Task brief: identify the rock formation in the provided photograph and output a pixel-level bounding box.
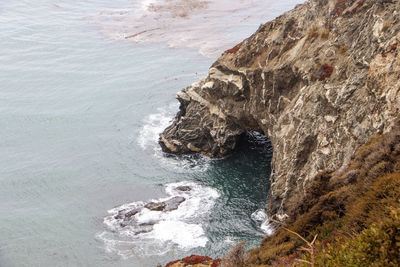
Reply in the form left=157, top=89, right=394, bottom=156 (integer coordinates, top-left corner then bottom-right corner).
left=164, top=255, right=221, bottom=267
left=160, top=0, right=400, bottom=219
left=114, top=195, right=186, bottom=230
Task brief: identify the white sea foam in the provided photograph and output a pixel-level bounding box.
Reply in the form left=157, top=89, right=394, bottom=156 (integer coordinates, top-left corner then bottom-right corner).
left=137, top=104, right=212, bottom=173
left=152, top=220, right=208, bottom=248
left=97, top=181, right=220, bottom=258
left=223, top=236, right=236, bottom=244
left=251, top=209, right=274, bottom=236
left=140, top=0, right=157, bottom=12
left=137, top=105, right=174, bottom=151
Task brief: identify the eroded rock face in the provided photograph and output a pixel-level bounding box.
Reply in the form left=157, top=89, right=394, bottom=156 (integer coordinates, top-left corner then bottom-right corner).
left=160, top=0, right=400, bottom=219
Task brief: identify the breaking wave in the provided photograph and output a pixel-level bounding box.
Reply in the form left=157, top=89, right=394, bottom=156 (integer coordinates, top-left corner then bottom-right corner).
left=251, top=209, right=274, bottom=236
left=97, top=181, right=220, bottom=259
left=137, top=104, right=212, bottom=173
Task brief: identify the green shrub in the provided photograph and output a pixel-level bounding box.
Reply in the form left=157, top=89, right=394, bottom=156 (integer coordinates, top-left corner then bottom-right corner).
left=309, top=206, right=400, bottom=267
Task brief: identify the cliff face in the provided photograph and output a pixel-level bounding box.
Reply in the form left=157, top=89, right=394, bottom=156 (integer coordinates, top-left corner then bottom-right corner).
left=160, top=0, right=400, bottom=219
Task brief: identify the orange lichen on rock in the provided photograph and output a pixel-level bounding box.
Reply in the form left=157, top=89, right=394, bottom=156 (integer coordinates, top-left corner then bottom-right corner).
left=311, top=64, right=334, bottom=81
left=182, top=255, right=212, bottom=264
left=210, top=259, right=221, bottom=267
left=331, top=0, right=365, bottom=17
left=382, top=43, right=398, bottom=58
left=165, top=260, right=180, bottom=267
left=164, top=255, right=221, bottom=267
left=331, top=0, right=348, bottom=17
left=225, top=42, right=242, bottom=54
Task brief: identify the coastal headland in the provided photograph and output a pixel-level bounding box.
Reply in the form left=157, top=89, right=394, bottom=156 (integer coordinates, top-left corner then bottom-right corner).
left=160, top=0, right=400, bottom=265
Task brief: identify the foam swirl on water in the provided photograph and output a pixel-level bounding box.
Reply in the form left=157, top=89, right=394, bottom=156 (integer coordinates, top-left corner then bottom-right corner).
left=137, top=105, right=175, bottom=151
left=93, top=0, right=285, bottom=57
left=251, top=209, right=274, bottom=236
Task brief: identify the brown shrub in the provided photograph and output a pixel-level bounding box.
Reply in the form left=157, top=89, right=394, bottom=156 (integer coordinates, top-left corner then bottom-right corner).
left=339, top=45, right=347, bottom=55
left=342, top=169, right=359, bottom=185
left=295, top=170, right=333, bottom=216
left=221, top=241, right=247, bottom=267
left=307, top=25, right=320, bottom=39
left=344, top=173, right=400, bottom=231
left=320, top=28, right=330, bottom=39
left=382, top=21, right=390, bottom=32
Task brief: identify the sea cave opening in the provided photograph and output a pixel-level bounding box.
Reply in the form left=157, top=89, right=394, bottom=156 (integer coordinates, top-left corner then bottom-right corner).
left=196, top=130, right=273, bottom=257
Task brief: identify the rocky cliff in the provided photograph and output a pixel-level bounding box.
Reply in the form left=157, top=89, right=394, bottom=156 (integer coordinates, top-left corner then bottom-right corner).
left=160, top=0, right=400, bottom=219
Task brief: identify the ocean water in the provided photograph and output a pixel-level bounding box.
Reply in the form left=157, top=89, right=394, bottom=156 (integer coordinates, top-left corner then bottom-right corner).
left=0, top=0, right=303, bottom=266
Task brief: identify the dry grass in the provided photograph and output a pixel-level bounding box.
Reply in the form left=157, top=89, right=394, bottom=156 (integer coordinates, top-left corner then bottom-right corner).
left=382, top=21, right=390, bottom=32
left=320, top=28, right=330, bottom=39
left=307, top=25, right=330, bottom=40
left=272, top=219, right=318, bottom=267
left=307, top=25, right=320, bottom=40
left=221, top=241, right=247, bottom=267
left=339, top=45, right=347, bottom=55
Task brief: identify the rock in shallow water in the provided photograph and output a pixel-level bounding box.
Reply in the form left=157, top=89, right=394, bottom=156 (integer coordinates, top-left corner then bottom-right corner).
left=176, top=185, right=192, bottom=192
left=116, top=196, right=187, bottom=229
left=134, top=223, right=154, bottom=235
left=114, top=210, right=125, bottom=220
left=164, top=196, right=186, bottom=211
left=144, top=196, right=186, bottom=212
left=115, top=207, right=141, bottom=222
left=145, top=202, right=167, bottom=211
left=124, top=207, right=141, bottom=218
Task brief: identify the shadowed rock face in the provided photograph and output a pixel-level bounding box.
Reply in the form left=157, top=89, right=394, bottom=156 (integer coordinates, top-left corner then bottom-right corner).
left=160, top=0, right=400, bottom=219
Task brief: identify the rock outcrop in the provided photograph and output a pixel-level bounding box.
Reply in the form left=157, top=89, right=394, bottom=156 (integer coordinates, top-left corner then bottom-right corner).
left=164, top=255, right=221, bottom=267
left=160, top=0, right=400, bottom=219
left=114, top=195, right=186, bottom=230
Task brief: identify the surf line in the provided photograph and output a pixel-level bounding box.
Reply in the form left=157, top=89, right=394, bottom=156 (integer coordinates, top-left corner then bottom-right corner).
left=125, top=28, right=161, bottom=39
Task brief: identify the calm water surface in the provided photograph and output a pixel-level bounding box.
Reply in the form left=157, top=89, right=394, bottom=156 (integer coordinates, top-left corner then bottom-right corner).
left=0, top=0, right=303, bottom=266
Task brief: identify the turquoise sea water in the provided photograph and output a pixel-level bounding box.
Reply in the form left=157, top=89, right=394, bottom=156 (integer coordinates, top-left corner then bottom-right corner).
left=0, top=1, right=303, bottom=266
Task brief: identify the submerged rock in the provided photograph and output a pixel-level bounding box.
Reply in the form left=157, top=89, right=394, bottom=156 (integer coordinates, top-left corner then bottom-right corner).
left=119, top=221, right=128, bottom=228
left=116, top=196, right=186, bottom=230
left=114, top=210, right=125, bottom=220
left=124, top=207, right=141, bottom=218
left=176, top=185, right=192, bottom=192
left=115, top=207, right=141, bottom=225
left=160, top=0, right=400, bottom=219
left=134, top=223, right=154, bottom=235
left=164, top=196, right=186, bottom=211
